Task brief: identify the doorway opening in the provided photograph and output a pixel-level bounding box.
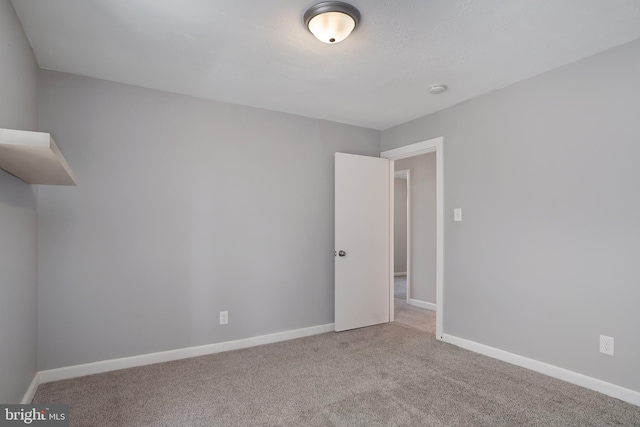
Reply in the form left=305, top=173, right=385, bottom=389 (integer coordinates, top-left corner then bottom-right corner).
left=393, top=169, right=409, bottom=304
left=381, top=137, right=444, bottom=340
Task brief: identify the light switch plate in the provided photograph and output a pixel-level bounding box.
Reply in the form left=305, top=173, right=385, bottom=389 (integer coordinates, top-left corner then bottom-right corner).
left=454, top=208, right=462, bottom=222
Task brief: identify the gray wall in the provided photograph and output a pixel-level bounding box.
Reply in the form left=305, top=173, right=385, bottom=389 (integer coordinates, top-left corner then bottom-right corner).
left=382, top=39, right=640, bottom=392
left=393, top=179, right=407, bottom=274
left=395, top=154, right=437, bottom=303
left=37, top=70, right=380, bottom=370
left=0, top=0, right=39, bottom=403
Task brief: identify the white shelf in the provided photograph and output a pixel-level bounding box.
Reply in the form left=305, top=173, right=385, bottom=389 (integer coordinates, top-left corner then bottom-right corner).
left=0, top=128, right=77, bottom=185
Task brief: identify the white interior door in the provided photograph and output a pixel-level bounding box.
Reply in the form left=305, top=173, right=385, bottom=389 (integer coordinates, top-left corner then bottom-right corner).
left=335, top=153, right=390, bottom=332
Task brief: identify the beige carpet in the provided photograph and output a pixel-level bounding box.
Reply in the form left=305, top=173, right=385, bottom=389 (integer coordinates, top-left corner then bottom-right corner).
left=33, top=323, right=640, bottom=426
left=394, top=298, right=436, bottom=334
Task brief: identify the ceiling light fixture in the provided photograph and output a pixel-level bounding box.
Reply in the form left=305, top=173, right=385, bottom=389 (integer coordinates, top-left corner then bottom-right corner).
left=304, top=2, right=361, bottom=44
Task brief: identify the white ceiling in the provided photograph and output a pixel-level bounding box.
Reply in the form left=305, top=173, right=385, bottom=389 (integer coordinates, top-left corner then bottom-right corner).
left=11, top=0, right=640, bottom=130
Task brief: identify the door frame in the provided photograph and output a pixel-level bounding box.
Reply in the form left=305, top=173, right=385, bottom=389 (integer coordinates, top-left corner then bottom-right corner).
left=393, top=169, right=411, bottom=304
left=381, top=136, right=444, bottom=340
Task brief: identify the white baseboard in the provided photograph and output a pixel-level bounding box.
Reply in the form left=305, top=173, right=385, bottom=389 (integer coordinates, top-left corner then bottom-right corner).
left=38, top=323, right=335, bottom=384
left=408, top=299, right=436, bottom=311
left=21, top=373, right=39, bottom=404
left=394, top=272, right=407, bottom=277
left=441, top=333, right=640, bottom=407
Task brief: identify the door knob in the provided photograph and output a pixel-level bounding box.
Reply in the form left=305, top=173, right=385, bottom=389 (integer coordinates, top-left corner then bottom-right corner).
left=338, top=250, right=346, bottom=257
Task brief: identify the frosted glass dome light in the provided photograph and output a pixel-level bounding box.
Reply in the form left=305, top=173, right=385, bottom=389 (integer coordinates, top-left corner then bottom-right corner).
left=304, top=2, right=361, bottom=44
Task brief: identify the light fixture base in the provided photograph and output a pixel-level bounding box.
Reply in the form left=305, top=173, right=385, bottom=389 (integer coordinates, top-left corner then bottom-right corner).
left=304, top=2, right=361, bottom=28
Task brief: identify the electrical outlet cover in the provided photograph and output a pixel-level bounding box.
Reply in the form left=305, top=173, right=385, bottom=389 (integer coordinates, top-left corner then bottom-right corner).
left=220, top=311, right=229, bottom=325
left=600, top=335, right=614, bottom=356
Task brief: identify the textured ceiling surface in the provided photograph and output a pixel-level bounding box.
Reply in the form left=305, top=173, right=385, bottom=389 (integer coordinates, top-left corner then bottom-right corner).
left=11, top=0, right=640, bottom=129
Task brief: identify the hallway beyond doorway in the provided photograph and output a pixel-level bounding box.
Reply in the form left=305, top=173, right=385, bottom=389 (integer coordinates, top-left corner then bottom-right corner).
left=394, top=276, right=435, bottom=334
